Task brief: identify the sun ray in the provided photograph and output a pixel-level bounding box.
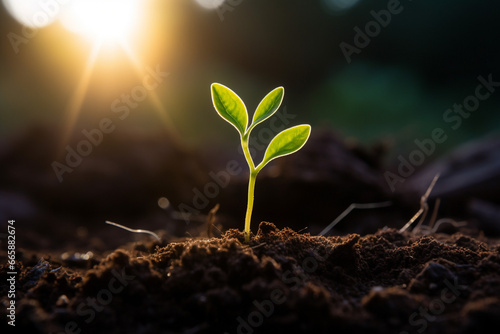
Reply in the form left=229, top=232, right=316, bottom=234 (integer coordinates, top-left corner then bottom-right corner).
left=57, top=41, right=102, bottom=160
left=119, top=39, right=181, bottom=143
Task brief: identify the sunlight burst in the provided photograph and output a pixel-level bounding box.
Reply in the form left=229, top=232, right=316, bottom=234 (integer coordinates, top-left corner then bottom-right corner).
left=58, top=41, right=102, bottom=159
left=59, top=0, right=143, bottom=44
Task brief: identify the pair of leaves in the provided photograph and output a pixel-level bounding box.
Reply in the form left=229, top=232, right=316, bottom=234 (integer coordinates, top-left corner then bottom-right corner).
left=211, top=83, right=284, bottom=136
left=211, top=83, right=311, bottom=170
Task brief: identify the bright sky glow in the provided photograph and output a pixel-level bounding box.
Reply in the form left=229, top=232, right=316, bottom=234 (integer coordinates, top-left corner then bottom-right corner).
left=2, top=0, right=181, bottom=151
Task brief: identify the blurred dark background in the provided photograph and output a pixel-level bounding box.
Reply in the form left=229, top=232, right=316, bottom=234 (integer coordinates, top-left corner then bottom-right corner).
left=2, top=0, right=500, bottom=147
left=1, top=0, right=500, bottom=248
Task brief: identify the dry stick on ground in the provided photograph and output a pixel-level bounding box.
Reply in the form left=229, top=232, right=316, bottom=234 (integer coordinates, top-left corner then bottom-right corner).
left=415, top=198, right=467, bottom=234
left=399, top=174, right=440, bottom=233
left=319, top=201, right=392, bottom=236
left=105, top=221, right=161, bottom=242
left=206, top=203, right=220, bottom=238
left=412, top=198, right=439, bottom=232
left=429, top=218, right=467, bottom=233
left=426, top=198, right=441, bottom=231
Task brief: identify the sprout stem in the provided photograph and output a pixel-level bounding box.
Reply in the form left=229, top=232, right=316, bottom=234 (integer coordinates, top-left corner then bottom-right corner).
left=241, top=134, right=257, bottom=242
left=211, top=84, right=310, bottom=242
left=244, top=171, right=257, bottom=242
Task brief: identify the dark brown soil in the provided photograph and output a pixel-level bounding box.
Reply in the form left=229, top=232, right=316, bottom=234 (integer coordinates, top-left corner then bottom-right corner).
left=2, top=222, right=499, bottom=334
left=1, top=127, right=500, bottom=333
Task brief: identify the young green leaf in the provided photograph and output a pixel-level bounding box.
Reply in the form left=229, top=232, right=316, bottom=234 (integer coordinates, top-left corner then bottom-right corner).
left=211, top=83, right=248, bottom=135
left=210, top=82, right=312, bottom=242
left=257, top=124, right=311, bottom=171
left=248, top=86, right=284, bottom=133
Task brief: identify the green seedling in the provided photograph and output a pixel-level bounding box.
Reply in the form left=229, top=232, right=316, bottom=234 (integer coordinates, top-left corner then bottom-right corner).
left=211, top=83, right=311, bottom=242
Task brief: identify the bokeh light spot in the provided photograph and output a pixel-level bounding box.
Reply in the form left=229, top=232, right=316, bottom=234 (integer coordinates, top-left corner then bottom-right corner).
left=195, top=0, right=226, bottom=10
left=2, top=0, right=60, bottom=28
left=322, top=0, right=361, bottom=13
left=158, top=197, right=171, bottom=209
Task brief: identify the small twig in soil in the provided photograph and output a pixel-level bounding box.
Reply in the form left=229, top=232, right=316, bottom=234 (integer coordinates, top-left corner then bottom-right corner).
left=428, top=218, right=467, bottom=234
left=319, top=201, right=392, bottom=236
left=297, top=227, right=309, bottom=234
left=206, top=203, right=220, bottom=238
left=427, top=198, right=441, bottom=231
left=399, top=174, right=440, bottom=233
left=105, top=221, right=161, bottom=242
left=413, top=203, right=429, bottom=232
left=211, top=223, right=224, bottom=237
left=249, top=242, right=267, bottom=250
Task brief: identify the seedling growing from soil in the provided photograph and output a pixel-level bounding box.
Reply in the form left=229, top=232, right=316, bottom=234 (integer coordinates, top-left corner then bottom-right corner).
left=211, top=83, right=311, bottom=241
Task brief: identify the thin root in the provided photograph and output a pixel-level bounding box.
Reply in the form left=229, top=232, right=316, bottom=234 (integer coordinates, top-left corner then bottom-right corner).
left=428, top=218, right=467, bottom=234
left=319, top=201, right=392, bottom=236
left=413, top=203, right=429, bottom=232
left=105, top=221, right=161, bottom=242
left=399, top=174, right=440, bottom=233
left=206, top=203, right=220, bottom=238
left=428, top=198, right=441, bottom=231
